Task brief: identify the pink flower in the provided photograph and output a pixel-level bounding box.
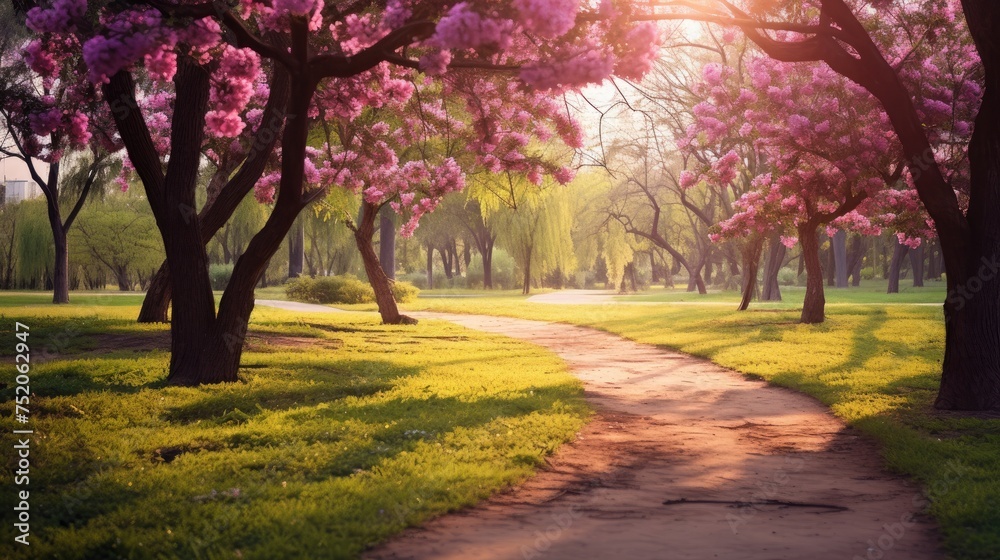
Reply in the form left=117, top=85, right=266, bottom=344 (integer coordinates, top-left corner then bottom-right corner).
left=513, top=0, right=579, bottom=39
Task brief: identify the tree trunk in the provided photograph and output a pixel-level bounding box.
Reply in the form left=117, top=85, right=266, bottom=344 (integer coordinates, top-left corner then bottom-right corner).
left=887, top=239, right=908, bottom=294
left=51, top=225, right=69, bottom=304
left=926, top=240, right=939, bottom=280
left=833, top=230, right=849, bottom=288
left=739, top=236, right=765, bottom=311
left=761, top=235, right=785, bottom=302
left=288, top=216, right=304, bottom=279
left=933, top=1, right=1000, bottom=409
left=379, top=206, right=395, bottom=280
left=115, top=268, right=132, bottom=291
left=825, top=233, right=836, bottom=287
left=426, top=244, right=434, bottom=289
left=133, top=60, right=289, bottom=325
left=909, top=243, right=925, bottom=287
left=355, top=202, right=415, bottom=325
left=798, top=223, right=825, bottom=324
left=440, top=245, right=453, bottom=280
left=685, top=255, right=708, bottom=294
left=847, top=235, right=865, bottom=287
left=139, top=263, right=172, bottom=322
left=482, top=238, right=494, bottom=289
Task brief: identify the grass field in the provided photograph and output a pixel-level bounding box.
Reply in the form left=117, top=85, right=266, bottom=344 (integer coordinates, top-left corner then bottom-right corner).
left=398, top=288, right=1000, bottom=560
left=0, top=297, right=587, bottom=559
left=616, top=278, right=947, bottom=306
left=3, top=284, right=998, bottom=558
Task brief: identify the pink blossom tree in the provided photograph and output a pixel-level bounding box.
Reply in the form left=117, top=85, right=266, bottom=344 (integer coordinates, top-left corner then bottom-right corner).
left=0, top=9, right=122, bottom=303
left=25, top=0, right=659, bottom=385
left=648, top=0, right=997, bottom=409
left=680, top=9, right=975, bottom=323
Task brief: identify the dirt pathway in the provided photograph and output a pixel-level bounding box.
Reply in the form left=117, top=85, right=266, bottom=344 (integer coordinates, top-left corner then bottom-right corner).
left=362, top=312, right=941, bottom=560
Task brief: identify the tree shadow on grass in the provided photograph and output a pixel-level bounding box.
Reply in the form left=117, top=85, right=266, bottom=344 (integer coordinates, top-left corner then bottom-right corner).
left=162, top=359, right=421, bottom=425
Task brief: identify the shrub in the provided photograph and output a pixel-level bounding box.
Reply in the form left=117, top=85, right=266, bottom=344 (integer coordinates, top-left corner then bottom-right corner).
left=209, top=264, right=235, bottom=290
left=399, top=272, right=428, bottom=290
left=391, top=280, right=420, bottom=303
left=285, top=275, right=375, bottom=304
left=860, top=266, right=876, bottom=280
left=777, top=267, right=798, bottom=286
left=285, top=276, right=317, bottom=302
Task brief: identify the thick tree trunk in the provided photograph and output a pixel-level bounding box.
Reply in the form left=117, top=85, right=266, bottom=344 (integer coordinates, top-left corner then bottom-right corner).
left=833, top=230, right=849, bottom=288
left=887, top=239, right=908, bottom=294
left=934, top=1, right=1000, bottom=409
left=761, top=235, right=785, bottom=302
left=379, top=206, right=395, bottom=280
left=738, top=236, right=765, bottom=311
left=909, top=244, right=925, bottom=287
left=355, top=202, right=415, bottom=325
left=134, top=61, right=289, bottom=324
left=157, top=60, right=222, bottom=385
left=52, top=225, right=69, bottom=304
left=288, top=216, right=304, bottom=279
left=798, top=223, right=825, bottom=324
left=847, top=235, right=865, bottom=287
left=138, top=263, right=172, bottom=322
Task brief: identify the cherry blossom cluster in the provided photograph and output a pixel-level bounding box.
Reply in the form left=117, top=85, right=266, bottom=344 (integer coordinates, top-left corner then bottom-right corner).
left=679, top=6, right=978, bottom=248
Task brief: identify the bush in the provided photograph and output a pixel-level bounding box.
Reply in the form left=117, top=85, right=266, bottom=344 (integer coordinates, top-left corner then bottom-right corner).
left=391, top=280, right=420, bottom=303
left=399, top=272, right=428, bottom=290
left=285, top=276, right=317, bottom=302
left=210, top=264, right=234, bottom=290
left=860, top=266, right=876, bottom=280
left=777, top=267, right=798, bottom=286
left=285, top=275, right=375, bottom=304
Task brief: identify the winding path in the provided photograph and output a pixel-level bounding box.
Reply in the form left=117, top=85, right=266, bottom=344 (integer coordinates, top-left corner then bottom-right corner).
left=254, top=301, right=941, bottom=559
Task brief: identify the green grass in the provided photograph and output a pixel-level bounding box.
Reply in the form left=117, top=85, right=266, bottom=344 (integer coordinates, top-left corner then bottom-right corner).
left=616, top=278, right=947, bottom=305
left=0, top=302, right=587, bottom=559
left=401, top=292, right=1000, bottom=560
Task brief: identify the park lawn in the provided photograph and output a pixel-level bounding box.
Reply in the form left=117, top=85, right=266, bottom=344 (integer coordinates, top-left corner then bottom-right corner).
left=0, top=302, right=588, bottom=560
left=403, top=293, right=1000, bottom=560
left=616, top=278, right=948, bottom=305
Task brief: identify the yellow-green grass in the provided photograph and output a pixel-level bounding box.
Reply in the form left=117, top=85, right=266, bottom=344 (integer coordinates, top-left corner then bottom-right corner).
left=0, top=303, right=587, bottom=559
left=401, top=295, right=1000, bottom=560
left=617, top=279, right=947, bottom=305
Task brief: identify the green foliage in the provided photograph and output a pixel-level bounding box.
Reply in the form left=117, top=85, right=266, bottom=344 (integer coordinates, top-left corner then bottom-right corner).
left=390, top=280, right=420, bottom=303
left=13, top=199, right=53, bottom=288
left=861, top=266, right=877, bottom=280
left=284, top=276, right=315, bottom=301
left=209, top=264, right=234, bottom=290
left=0, top=305, right=586, bottom=560
left=285, top=275, right=376, bottom=304
left=490, top=177, right=578, bottom=291
left=398, top=271, right=429, bottom=290
left=70, top=192, right=164, bottom=290
left=777, top=267, right=798, bottom=286
left=466, top=249, right=517, bottom=290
